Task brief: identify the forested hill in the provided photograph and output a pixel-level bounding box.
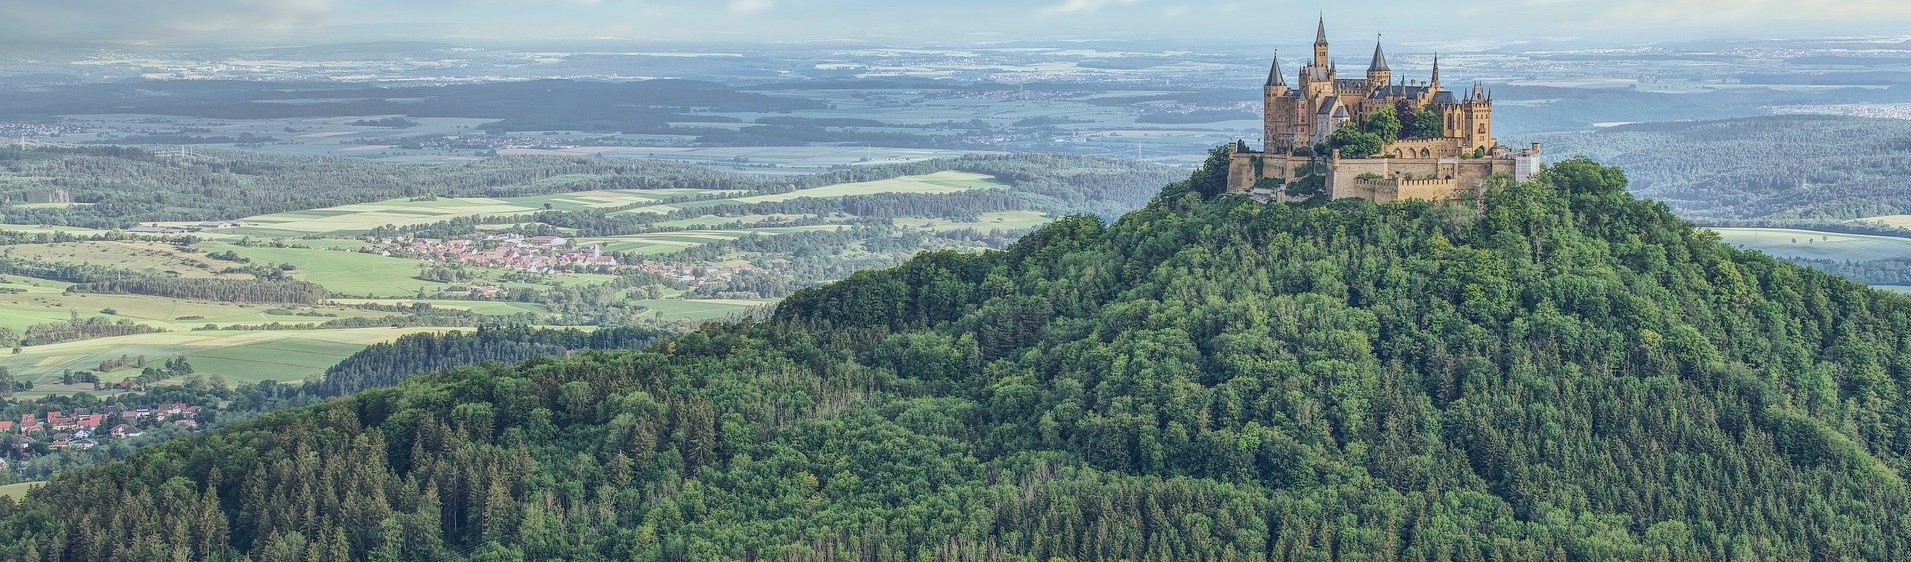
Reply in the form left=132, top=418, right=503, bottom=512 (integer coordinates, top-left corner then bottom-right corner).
left=1537, top=114, right=1911, bottom=223
left=0, top=147, right=1181, bottom=228
left=6, top=156, right=1911, bottom=561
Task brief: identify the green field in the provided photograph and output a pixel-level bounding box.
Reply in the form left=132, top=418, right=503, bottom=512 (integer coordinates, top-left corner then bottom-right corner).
left=894, top=210, right=1050, bottom=232
left=731, top=171, right=1005, bottom=204
left=633, top=298, right=774, bottom=320
left=0, top=482, right=39, bottom=499
left=229, top=188, right=725, bottom=237
left=1852, top=215, right=1911, bottom=229
left=0, top=288, right=401, bottom=333
left=0, top=327, right=447, bottom=384
left=197, top=242, right=616, bottom=297
left=3, top=241, right=240, bottom=279
left=1711, top=228, right=1911, bottom=261
left=0, top=224, right=114, bottom=236
left=582, top=225, right=848, bottom=255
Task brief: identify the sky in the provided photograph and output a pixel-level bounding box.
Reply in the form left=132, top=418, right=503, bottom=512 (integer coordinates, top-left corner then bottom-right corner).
left=2, top=0, right=1910, bottom=45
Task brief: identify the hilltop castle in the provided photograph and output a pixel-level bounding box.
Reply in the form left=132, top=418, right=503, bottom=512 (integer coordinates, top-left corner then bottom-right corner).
left=1227, top=18, right=1541, bottom=201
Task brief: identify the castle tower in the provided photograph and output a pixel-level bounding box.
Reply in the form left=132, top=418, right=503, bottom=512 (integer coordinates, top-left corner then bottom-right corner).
left=1313, top=16, right=1330, bottom=68
left=1461, top=83, right=1494, bottom=151
left=1264, top=51, right=1300, bottom=153
left=1366, top=35, right=1391, bottom=90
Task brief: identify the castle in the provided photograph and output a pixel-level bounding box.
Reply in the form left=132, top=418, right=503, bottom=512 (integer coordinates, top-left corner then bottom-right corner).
left=1226, top=18, right=1542, bottom=202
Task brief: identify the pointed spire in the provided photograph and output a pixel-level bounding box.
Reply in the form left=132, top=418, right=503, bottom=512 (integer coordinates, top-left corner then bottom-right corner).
left=1368, top=34, right=1389, bottom=72
left=1316, top=14, right=1328, bottom=44
left=1430, top=54, right=1441, bottom=86
left=1472, top=82, right=1485, bottom=101
left=1265, top=51, right=1286, bottom=87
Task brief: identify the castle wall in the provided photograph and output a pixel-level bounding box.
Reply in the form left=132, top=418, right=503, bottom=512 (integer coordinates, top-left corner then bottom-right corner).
left=1384, top=138, right=1462, bottom=159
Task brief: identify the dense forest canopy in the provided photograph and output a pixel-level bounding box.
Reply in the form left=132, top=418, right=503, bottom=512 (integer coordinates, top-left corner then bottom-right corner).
left=3, top=157, right=1911, bottom=561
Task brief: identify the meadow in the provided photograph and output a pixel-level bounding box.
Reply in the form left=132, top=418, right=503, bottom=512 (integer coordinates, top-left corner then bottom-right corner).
left=0, top=327, right=448, bottom=384
left=894, top=210, right=1051, bottom=232
left=581, top=225, right=848, bottom=254
left=200, top=242, right=618, bottom=297
left=1710, top=228, right=1911, bottom=262
left=3, top=240, right=240, bottom=279
left=730, top=170, right=1005, bottom=203
left=630, top=298, right=774, bottom=321
left=227, top=188, right=726, bottom=237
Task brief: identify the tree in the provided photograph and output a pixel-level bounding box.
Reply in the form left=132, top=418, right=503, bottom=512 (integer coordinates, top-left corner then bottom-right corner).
left=1327, top=127, right=1384, bottom=158
left=1188, top=145, right=1234, bottom=199
left=1363, top=106, right=1402, bottom=141
left=1409, top=108, right=1444, bottom=139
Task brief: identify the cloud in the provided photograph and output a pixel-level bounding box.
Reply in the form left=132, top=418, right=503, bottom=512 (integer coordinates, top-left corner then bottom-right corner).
left=1040, top=0, right=1147, bottom=16
left=1601, top=0, right=1911, bottom=25
left=728, top=0, right=775, bottom=14
left=0, top=0, right=333, bottom=40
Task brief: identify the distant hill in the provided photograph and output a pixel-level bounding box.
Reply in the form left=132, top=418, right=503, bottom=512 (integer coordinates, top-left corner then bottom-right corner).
left=1537, top=115, right=1911, bottom=222
left=3, top=156, right=1908, bottom=560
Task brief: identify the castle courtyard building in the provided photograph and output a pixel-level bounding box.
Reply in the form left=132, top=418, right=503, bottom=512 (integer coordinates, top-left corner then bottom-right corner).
left=1228, top=17, right=1542, bottom=202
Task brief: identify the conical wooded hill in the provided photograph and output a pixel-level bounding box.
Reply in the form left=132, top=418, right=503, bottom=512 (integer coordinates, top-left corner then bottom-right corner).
left=3, top=155, right=1909, bottom=561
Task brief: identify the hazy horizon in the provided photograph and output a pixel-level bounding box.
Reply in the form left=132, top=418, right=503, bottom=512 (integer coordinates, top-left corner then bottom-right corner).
left=4, top=0, right=1911, bottom=47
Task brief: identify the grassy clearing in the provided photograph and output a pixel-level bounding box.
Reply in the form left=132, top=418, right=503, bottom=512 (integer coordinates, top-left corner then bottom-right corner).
left=0, top=224, right=116, bottom=237
left=0, top=289, right=400, bottom=332
left=0, top=327, right=447, bottom=384
left=730, top=171, right=1004, bottom=204
left=1851, top=215, right=1911, bottom=229
left=894, top=210, right=1050, bottom=232
left=0, top=482, right=40, bottom=499
left=2, top=241, right=240, bottom=279
left=633, top=298, right=774, bottom=321
left=1711, top=228, right=1911, bottom=262
left=183, top=337, right=384, bottom=383
left=582, top=225, right=847, bottom=255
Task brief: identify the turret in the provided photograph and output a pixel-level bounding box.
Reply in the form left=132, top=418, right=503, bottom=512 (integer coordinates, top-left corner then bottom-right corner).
left=1313, top=15, right=1330, bottom=67
left=1265, top=50, right=1288, bottom=96
left=1366, top=35, right=1391, bottom=89
left=1429, top=54, right=1441, bottom=89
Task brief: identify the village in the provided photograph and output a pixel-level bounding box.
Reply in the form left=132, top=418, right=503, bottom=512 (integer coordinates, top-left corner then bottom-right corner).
left=0, top=402, right=204, bottom=468
left=372, top=233, right=618, bottom=273
left=373, top=232, right=760, bottom=289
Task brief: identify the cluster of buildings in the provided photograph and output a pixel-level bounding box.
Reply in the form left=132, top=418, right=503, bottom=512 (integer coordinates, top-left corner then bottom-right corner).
left=375, top=233, right=619, bottom=273
left=1, top=404, right=202, bottom=452
left=627, top=262, right=758, bottom=286
left=0, top=122, right=87, bottom=138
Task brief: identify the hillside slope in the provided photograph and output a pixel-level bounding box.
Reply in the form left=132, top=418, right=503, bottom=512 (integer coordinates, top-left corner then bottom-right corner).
left=3, top=158, right=1910, bottom=561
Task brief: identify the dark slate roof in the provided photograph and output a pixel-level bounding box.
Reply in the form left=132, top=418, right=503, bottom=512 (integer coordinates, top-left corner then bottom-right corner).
left=1265, top=53, right=1285, bottom=87
left=1316, top=16, right=1327, bottom=43
left=1432, top=91, right=1458, bottom=105
left=1371, top=85, right=1432, bottom=99
left=1369, top=40, right=1389, bottom=72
